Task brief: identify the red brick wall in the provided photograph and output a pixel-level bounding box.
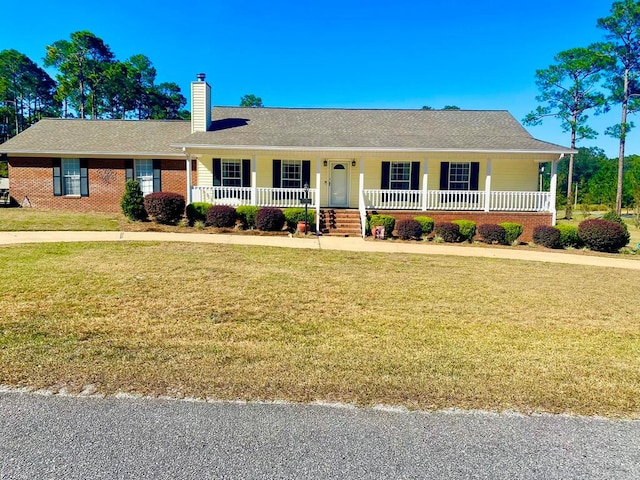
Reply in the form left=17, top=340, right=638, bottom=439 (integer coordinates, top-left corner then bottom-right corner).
left=8, top=157, right=195, bottom=214
left=373, top=210, right=553, bottom=243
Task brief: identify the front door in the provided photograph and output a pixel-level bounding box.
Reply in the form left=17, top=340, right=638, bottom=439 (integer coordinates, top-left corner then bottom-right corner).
left=329, top=162, right=349, bottom=207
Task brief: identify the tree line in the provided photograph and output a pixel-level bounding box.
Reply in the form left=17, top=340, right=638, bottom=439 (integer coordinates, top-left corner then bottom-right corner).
left=0, top=30, right=189, bottom=143
left=525, top=0, right=640, bottom=217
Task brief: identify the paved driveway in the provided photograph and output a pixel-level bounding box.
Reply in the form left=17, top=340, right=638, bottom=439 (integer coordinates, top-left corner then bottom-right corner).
left=1, top=391, right=638, bottom=479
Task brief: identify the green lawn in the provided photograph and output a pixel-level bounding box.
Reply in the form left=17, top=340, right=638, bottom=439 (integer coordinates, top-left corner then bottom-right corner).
left=0, top=209, right=122, bottom=231
left=1, top=242, right=638, bottom=418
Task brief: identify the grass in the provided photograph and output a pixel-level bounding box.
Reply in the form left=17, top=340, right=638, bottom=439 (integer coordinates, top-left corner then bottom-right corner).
left=1, top=241, right=639, bottom=418
left=0, top=209, right=122, bottom=231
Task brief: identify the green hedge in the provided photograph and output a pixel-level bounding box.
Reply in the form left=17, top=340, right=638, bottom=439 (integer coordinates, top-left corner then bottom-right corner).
left=413, top=216, right=435, bottom=236
left=283, top=208, right=315, bottom=230
left=369, top=214, right=396, bottom=238
left=555, top=224, right=582, bottom=248
left=499, top=222, right=523, bottom=245
left=186, top=202, right=212, bottom=225
left=236, top=205, right=260, bottom=229
left=452, top=220, right=476, bottom=242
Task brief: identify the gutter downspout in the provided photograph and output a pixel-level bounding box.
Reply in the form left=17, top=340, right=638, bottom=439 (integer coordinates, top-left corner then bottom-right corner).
left=184, top=148, right=193, bottom=204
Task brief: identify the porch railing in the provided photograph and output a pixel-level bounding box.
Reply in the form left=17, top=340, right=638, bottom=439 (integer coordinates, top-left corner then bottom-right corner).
left=362, top=189, right=552, bottom=212
left=191, top=186, right=318, bottom=208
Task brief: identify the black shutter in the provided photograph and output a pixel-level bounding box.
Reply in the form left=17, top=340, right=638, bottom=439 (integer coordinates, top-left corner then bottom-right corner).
left=242, top=159, right=251, bottom=187
left=439, top=162, right=450, bottom=190
left=53, top=159, right=62, bottom=196
left=410, top=162, right=420, bottom=190
left=152, top=160, right=161, bottom=192
left=381, top=162, right=390, bottom=189
left=80, top=159, right=89, bottom=197
left=272, top=160, right=281, bottom=188
left=213, top=158, right=222, bottom=186
left=125, top=160, right=134, bottom=182
left=470, top=162, right=480, bottom=190
left=302, top=160, right=311, bottom=187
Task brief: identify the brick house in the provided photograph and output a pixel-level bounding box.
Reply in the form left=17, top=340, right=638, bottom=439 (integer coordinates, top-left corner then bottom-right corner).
left=1, top=73, right=575, bottom=240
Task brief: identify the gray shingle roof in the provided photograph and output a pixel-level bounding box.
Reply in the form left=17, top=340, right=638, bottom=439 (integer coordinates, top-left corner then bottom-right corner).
left=174, top=107, right=575, bottom=153
left=0, top=118, right=190, bottom=158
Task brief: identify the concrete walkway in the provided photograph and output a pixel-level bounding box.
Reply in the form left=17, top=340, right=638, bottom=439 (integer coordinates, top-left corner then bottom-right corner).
left=1, top=230, right=639, bottom=270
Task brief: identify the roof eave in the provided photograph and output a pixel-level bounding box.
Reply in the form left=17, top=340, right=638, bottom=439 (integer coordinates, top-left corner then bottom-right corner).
left=171, top=143, right=577, bottom=155
left=1, top=150, right=185, bottom=159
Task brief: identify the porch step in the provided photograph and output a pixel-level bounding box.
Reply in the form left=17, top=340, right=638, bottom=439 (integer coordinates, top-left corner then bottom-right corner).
left=319, top=209, right=362, bottom=236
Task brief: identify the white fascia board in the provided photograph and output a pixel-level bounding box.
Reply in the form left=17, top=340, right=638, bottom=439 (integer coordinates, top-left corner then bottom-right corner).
left=171, top=143, right=577, bottom=155
left=1, top=150, right=185, bottom=159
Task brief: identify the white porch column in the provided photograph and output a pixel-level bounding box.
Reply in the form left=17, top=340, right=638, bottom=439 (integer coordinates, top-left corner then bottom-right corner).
left=550, top=154, right=562, bottom=225
left=185, top=153, right=193, bottom=204
left=421, top=159, right=428, bottom=211
left=358, top=157, right=365, bottom=207
left=316, top=158, right=321, bottom=232
left=251, top=155, right=257, bottom=206
left=484, top=158, right=492, bottom=212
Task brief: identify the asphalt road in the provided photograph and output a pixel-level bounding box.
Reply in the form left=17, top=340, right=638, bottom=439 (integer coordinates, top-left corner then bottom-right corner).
left=1, top=391, right=639, bottom=479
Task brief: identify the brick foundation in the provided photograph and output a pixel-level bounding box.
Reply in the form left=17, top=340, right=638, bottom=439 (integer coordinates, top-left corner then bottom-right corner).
left=8, top=157, right=195, bottom=214
left=371, top=210, right=553, bottom=243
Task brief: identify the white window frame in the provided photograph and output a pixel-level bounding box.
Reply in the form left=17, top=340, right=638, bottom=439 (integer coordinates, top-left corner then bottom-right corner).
left=390, top=161, right=410, bottom=190
left=222, top=159, right=242, bottom=187
left=282, top=160, right=302, bottom=188
left=62, top=158, right=81, bottom=196
left=135, top=159, right=154, bottom=196
left=449, top=162, right=471, bottom=191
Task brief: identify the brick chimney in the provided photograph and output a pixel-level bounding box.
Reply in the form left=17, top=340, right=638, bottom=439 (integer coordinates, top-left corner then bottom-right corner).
left=190, top=73, right=211, bottom=133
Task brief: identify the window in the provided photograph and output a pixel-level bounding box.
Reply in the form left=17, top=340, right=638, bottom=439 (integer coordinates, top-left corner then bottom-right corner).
left=125, top=160, right=161, bottom=195
left=380, top=161, right=420, bottom=190
left=282, top=160, right=302, bottom=188
left=53, top=158, right=88, bottom=197
left=390, top=162, right=410, bottom=190
left=449, top=162, right=470, bottom=190
left=222, top=159, right=242, bottom=187
left=62, top=159, right=81, bottom=195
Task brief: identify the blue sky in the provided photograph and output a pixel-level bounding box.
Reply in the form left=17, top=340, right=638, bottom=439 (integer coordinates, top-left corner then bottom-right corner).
left=1, top=0, right=633, bottom=157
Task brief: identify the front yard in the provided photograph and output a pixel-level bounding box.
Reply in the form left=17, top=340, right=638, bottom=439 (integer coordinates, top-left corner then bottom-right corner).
left=1, top=241, right=638, bottom=417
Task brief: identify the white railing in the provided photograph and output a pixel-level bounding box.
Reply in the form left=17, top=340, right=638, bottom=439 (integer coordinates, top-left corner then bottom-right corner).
left=363, top=189, right=552, bottom=212
left=191, top=186, right=317, bottom=208
left=489, top=191, right=551, bottom=212
left=363, top=189, right=423, bottom=210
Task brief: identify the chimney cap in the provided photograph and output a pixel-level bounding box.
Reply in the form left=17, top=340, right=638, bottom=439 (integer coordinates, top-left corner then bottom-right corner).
left=196, top=73, right=206, bottom=82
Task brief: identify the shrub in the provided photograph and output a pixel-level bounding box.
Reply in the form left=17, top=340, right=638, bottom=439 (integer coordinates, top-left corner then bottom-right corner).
left=144, top=192, right=185, bottom=225
left=555, top=224, right=582, bottom=248
left=396, top=218, right=423, bottom=240
left=578, top=219, right=630, bottom=252
left=533, top=225, right=561, bottom=249
left=602, top=211, right=629, bottom=235
left=499, top=222, right=523, bottom=245
left=477, top=224, right=507, bottom=245
left=186, top=202, right=212, bottom=225
left=206, top=205, right=237, bottom=228
left=452, top=220, right=476, bottom=242
left=283, top=207, right=316, bottom=230
left=434, top=222, right=461, bottom=243
left=236, top=205, right=260, bottom=229
left=120, top=180, right=147, bottom=221
left=368, top=214, right=396, bottom=238
left=414, top=216, right=435, bottom=236
left=255, top=207, right=285, bottom=231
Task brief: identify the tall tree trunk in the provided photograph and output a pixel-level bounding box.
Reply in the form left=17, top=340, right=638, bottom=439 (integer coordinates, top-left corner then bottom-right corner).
left=566, top=125, right=577, bottom=219
left=616, top=68, right=629, bottom=216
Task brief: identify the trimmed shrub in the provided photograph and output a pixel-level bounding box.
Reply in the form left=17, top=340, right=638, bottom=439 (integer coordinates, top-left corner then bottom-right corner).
left=255, top=207, right=286, bottom=231
left=434, top=222, right=461, bottom=243
left=414, top=216, right=435, bottom=236
left=186, top=202, right=212, bottom=225
left=452, top=219, right=476, bottom=242
left=477, top=224, right=507, bottom=245
left=206, top=205, right=237, bottom=228
left=602, top=211, right=630, bottom=235
left=533, top=225, right=561, bottom=249
left=499, top=222, right=523, bottom=245
left=578, top=219, right=630, bottom=252
left=555, top=224, right=582, bottom=248
left=396, top=218, right=423, bottom=240
left=121, top=180, right=147, bottom=221
left=283, top=207, right=316, bottom=230
left=144, top=192, right=185, bottom=225
left=368, top=214, right=396, bottom=238
left=236, top=205, right=260, bottom=229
